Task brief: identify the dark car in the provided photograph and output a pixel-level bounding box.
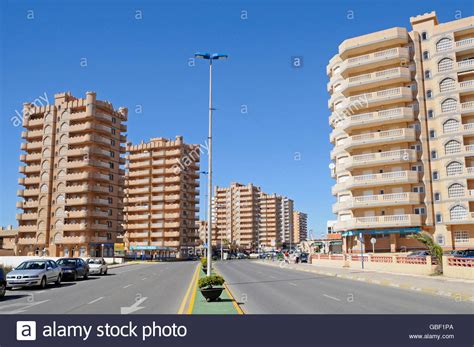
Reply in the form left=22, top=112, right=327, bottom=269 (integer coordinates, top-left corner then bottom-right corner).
left=454, top=249, right=474, bottom=258
left=0, top=267, right=6, bottom=299
left=407, top=250, right=430, bottom=258
left=300, top=253, right=309, bottom=263
left=57, top=258, right=89, bottom=281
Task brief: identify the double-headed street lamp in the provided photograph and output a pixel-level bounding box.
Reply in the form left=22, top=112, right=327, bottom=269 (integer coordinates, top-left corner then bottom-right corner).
left=194, top=52, right=228, bottom=277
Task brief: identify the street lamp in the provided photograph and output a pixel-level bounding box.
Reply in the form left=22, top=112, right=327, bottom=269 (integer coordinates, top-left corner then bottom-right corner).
left=194, top=52, right=228, bottom=277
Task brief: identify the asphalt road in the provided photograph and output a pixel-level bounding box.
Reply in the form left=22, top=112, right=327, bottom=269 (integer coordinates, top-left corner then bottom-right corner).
left=0, top=262, right=197, bottom=314
left=216, top=260, right=474, bottom=314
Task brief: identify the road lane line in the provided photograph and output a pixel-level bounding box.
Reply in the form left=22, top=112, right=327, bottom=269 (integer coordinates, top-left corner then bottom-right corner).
left=142, top=277, right=147, bottom=280
left=186, top=267, right=200, bottom=314
left=123, top=284, right=133, bottom=289
left=288, top=282, right=297, bottom=286
left=323, top=294, right=341, bottom=302
left=177, top=264, right=200, bottom=314
left=87, top=297, right=104, bottom=305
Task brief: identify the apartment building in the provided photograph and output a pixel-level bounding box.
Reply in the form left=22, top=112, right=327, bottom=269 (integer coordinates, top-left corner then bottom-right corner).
left=328, top=12, right=474, bottom=253
left=123, top=136, right=200, bottom=258
left=17, top=91, right=127, bottom=257
left=259, top=192, right=282, bottom=250
left=280, top=197, right=294, bottom=245
left=212, top=183, right=261, bottom=249
left=198, top=220, right=208, bottom=245
left=293, top=211, right=307, bottom=244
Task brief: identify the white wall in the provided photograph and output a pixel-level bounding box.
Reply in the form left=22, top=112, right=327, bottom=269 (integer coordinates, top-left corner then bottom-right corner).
left=0, top=256, right=124, bottom=268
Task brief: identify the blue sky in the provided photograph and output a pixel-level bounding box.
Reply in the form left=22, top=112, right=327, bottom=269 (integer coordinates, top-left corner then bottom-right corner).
left=0, top=0, right=472, bottom=237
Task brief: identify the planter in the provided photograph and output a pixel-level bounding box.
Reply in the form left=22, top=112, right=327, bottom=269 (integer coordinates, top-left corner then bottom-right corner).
left=201, top=266, right=207, bottom=273
left=200, top=287, right=224, bottom=302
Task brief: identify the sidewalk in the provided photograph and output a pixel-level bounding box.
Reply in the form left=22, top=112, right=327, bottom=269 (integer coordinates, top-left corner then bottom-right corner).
left=259, top=259, right=474, bottom=302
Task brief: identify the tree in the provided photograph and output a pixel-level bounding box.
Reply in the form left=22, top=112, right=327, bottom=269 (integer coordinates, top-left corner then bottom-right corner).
left=409, top=232, right=443, bottom=268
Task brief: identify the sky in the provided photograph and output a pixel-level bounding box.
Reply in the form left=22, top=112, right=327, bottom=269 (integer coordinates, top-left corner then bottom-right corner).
left=0, top=0, right=472, bottom=238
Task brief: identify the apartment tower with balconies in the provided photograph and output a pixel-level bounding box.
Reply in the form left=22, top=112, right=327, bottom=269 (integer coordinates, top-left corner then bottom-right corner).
left=293, top=210, right=307, bottom=244
left=123, top=136, right=200, bottom=258
left=17, top=91, right=128, bottom=257
left=328, top=12, right=474, bottom=252
left=280, top=197, right=294, bottom=246
left=258, top=192, right=282, bottom=250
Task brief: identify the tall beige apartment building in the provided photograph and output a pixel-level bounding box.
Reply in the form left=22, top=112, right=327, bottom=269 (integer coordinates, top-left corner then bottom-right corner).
left=258, top=192, right=282, bottom=250
left=328, top=12, right=474, bottom=253
left=293, top=211, right=307, bottom=244
left=212, top=183, right=261, bottom=249
left=17, top=91, right=127, bottom=257
left=280, top=197, right=294, bottom=245
left=123, top=136, right=200, bottom=258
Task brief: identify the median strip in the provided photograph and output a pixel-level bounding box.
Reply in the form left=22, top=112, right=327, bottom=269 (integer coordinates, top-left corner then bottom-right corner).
left=177, top=263, right=200, bottom=314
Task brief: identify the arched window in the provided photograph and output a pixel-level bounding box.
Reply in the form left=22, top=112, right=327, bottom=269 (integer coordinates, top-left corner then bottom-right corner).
left=439, top=78, right=456, bottom=93
left=40, top=183, right=48, bottom=193
left=59, top=134, right=67, bottom=144
left=443, top=119, right=459, bottom=133
left=448, top=183, right=464, bottom=198
left=60, top=122, right=68, bottom=132
left=42, top=136, right=51, bottom=146
left=450, top=205, right=467, bottom=221
left=42, top=148, right=51, bottom=158
left=446, top=161, right=463, bottom=176
left=436, top=38, right=452, bottom=52
left=40, top=172, right=49, bottom=181
left=445, top=140, right=461, bottom=155
left=441, top=98, right=457, bottom=113
left=438, top=58, right=453, bottom=72
left=44, top=125, right=52, bottom=134
left=41, top=160, right=50, bottom=170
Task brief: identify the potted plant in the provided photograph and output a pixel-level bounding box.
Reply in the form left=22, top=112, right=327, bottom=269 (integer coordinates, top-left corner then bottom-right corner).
left=201, top=257, right=207, bottom=273
left=198, top=275, right=225, bottom=301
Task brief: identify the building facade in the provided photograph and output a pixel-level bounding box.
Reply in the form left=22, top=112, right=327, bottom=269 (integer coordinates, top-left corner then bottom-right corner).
left=293, top=210, right=307, bottom=244
left=328, top=12, right=474, bottom=252
left=258, top=192, right=282, bottom=250
left=123, top=136, right=200, bottom=258
left=16, top=91, right=127, bottom=257
left=280, top=197, right=294, bottom=245
left=212, top=183, right=261, bottom=249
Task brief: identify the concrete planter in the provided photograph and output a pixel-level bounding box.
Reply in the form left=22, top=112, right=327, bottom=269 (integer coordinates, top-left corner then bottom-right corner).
left=200, top=287, right=224, bottom=302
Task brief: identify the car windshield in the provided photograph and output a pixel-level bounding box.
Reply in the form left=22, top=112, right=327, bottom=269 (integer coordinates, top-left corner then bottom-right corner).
left=87, top=259, right=102, bottom=264
left=57, top=259, right=76, bottom=266
left=16, top=261, right=46, bottom=270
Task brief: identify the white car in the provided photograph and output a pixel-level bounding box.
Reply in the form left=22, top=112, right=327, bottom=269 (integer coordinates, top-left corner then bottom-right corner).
left=6, top=260, right=62, bottom=289
left=86, top=258, right=108, bottom=275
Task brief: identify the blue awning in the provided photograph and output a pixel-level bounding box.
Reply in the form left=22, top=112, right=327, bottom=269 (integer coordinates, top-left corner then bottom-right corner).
left=341, top=227, right=421, bottom=237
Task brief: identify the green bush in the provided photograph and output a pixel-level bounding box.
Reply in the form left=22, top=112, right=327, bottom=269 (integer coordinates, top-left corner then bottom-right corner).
left=200, top=257, right=207, bottom=266
left=198, top=275, right=225, bottom=289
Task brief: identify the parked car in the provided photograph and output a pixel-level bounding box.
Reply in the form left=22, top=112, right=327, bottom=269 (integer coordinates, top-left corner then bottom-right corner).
left=249, top=253, right=259, bottom=259
left=236, top=253, right=248, bottom=259
left=453, top=249, right=474, bottom=258
left=407, top=250, right=430, bottom=258
left=57, top=258, right=89, bottom=281
left=0, top=267, right=6, bottom=298
left=6, top=260, right=62, bottom=289
left=87, top=258, right=108, bottom=275
left=300, top=252, right=309, bottom=263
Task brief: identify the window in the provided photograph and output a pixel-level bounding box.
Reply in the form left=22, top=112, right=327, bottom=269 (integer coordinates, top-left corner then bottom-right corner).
left=448, top=183, right=464, bottom=198
left=108, top=197, right=113, bottom=204
left=110, top=151, right=115, bottom=157
left=422, top=51, right=429, bottom=60
left=445, top=140, right=461, bottom=155
left=433, top=171, right=439, bottom=180
left=414, top=207, right=425, bottom=215
left=443, top=119, right=459, bottom=133
left=109, top=186, right=113, bottom=192
left=413, top=186, right=424, bottom=193
left=112, top=117, right=116, bottom=124
left=111, top=128, right=116, bottom=135
left=436, top=234, right=445, bottom=245
left=436, top=213, right=442, bottom=223
left=450, top=205, right=467, bottom=221
left=109, top=174, right=114, bottom=180
left=436, top=37, right=452, bottom=51
left=428, top=110, right=434, bottom=118
left=439, top=78, right=456, bottom=93
left=421, top=32, right=428, bottom=41
left=434, top=192, right=441, bottom=201
left=424, top=70, right=431, bottom=79
left=438, top=58, right=454, bottom=72
left=454, top=231, right=469, bottom=243
left=410, top=144, right=422, bottom=152
left=431, top=150, right=437, bottom=159
left=109, top=162, right=114, bottom=169
left=411, top=164, right=423, bottom=172
left=107, top=221, right=112, bottom=228
left=426, top=90, right=433, bottom=99
left=111, top=139, right=116, bottom=146
left=446, top=161, right=463, bottom=176
left=108, top=209, right=113, bottom=216
left=429, top=130, right=436, bottom=138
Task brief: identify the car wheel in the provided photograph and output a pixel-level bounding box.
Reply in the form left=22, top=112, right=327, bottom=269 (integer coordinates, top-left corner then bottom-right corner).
left=72, top=271, right=77, bottom=281
left=39, top=277, right=47, bottom=289
left=55, top=275, right=61, bottom=286
left=99, top=269, right=103, bottom=275
left=83, top=271, right=89, bottom=280
left=0, top=283, right=6, bottom=298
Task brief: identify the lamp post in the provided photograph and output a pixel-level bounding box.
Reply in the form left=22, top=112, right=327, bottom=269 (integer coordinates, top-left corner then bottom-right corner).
left=195, top=52, right=228, bottom=277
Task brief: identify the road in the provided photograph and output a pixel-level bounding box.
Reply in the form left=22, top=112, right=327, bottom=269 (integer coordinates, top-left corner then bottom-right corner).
left=0, top=262, right=197, bottom=314
left=216, top=260, right=474, bottom=314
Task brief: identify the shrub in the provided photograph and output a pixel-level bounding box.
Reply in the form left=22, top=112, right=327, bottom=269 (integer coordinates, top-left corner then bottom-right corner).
left=198, top=275, right=225, bottom=289
left=200, top=257, right=207, bottom=266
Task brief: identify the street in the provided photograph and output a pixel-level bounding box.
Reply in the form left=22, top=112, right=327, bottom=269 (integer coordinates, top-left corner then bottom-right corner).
left=0, top=262, right=197, bottom=314
left=216, top=260, right=474, bottom=314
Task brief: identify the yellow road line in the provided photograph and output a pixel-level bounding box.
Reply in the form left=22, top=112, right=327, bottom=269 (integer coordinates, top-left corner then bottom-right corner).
left=178, top=263, right=200, bottom=314
left=224, top=283, right=244, bottom=314
left=186, top=267, right=200, bottom=314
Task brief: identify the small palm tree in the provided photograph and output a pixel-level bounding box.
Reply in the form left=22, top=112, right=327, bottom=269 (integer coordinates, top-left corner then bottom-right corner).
left=409, top=232, right=443, bottom=268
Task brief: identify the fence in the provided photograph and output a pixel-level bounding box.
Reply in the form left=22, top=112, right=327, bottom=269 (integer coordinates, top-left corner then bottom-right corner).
left=442, top=257, right=474, bottom=280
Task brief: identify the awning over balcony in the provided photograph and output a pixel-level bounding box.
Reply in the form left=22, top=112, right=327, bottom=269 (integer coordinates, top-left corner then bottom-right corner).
left=341, top=227, right=421, bottom=237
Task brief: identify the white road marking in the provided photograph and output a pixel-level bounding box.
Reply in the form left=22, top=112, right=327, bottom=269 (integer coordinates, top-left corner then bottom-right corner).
left=87, top=297, right=104, bottom=305
left=269, top=275, right=277, bottom=279
left=121, top=297, right=147, bottom=314
left=141, top=277, right=147, bottom=280
left=323, top=294, right=341, bottom=302
left=288, top=282, right=297, bottom=286
left=0, top=299, right=50, bottom=314
left=123, top=284, right=133, bottom=289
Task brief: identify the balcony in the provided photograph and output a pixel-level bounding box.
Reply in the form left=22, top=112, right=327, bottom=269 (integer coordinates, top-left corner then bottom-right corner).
left=16, top=213, right=37, bottom=221
left=60, top=236, right=87, bottom=244
left=17, top=237, right=37, bottom=245
left=457, top=59, right=474, bottom=73
left=124, top=205, right=149, bottom=212
left=18, top=188, right=39, bottom=197
left=129, top=232, right=149, bottom=238
left=333, top=214, right=422, bottom=232
left=340, top=67, right=411, bottom=95
left=455, top=38, right=474, bottom=52
left=461, top=101, right=474, bottom=115
left=332, top=170, right=420, bottom=194
left=346, top=87, right=413, bottom=110
left=18, top=176, right=40, bottom=185
left=129, top=169, right=149, bottom=178
left=163, top=241, right=180, bottom=247
left=128, top=160, right=151, bottom=169
left=66, top=197, right=89, bottom=206
left=127, top=223, right=149, bottom=230
left=333, top=192, right=422, bottom=212
left=20, top=153, right=42, bottom=162
left=448, top=212, right=474, bottom=225
left=63, top=223, right=87, bottom=231
left=66, top=210, right=88, bottom=218
left=339, top=149, right=417, bottom=170
left=126, top=187, right=149, bottom=195
left=18, top=225, right=37, bottom=233
left=17, top=200, right=38, bottom=209
left=91, top=223, right=109, bottom=231
left=127, top=214, right=149, bottom=221
left=459, top=80, right=474, bottom=94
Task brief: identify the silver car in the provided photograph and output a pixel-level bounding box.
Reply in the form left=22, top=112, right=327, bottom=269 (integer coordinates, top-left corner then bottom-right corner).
left=86, top=258, right=108, bottom=275
left=6, top=260, right=62, bottom=289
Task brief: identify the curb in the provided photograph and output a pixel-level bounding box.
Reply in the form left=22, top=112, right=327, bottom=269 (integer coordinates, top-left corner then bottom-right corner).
left=214, top=267, right=245, bottom=315
left=258, top=260, right=474, bottom=302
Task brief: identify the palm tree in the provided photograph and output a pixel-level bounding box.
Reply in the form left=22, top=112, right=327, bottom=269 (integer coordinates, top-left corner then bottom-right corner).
left=409, top=232, right=443, bottom=269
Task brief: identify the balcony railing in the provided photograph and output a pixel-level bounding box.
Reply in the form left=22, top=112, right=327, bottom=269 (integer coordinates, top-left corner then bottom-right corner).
left=337, top=128, right=416, bottom=152
left=334, top=192, right=422, bottom=212
left=333, top=214, right=422, bottom=232
left=339, top=149, right=417, bottom=170
left=341, top=67, right=411, bottom=94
